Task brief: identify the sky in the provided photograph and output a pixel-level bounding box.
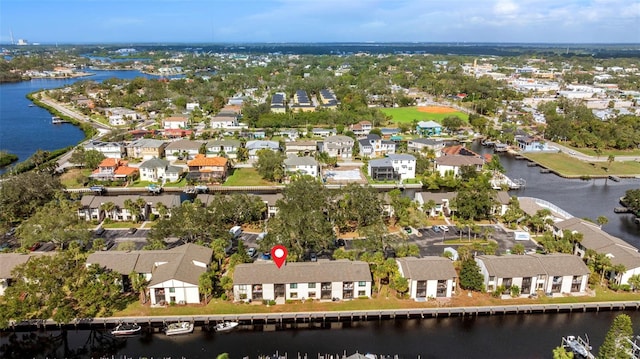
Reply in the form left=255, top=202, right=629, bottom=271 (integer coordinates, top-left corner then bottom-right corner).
left=1, top=0, right=639, bottom=44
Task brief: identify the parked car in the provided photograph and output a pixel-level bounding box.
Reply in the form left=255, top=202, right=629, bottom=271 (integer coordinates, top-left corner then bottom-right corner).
left=0, top=242, right=11, bottom=252
left=439, top=225, right=450, bottom=232
left=29, top=242, right=42, bottom=251
left=246, top=247, right=257, bottom=258
left=229, top=226, right=243, bottom=239
left=309, top=252, right=318, bottom=262
left=334, top=238, right=346, bottom=247
left=403, top=226, right=412, bottom=234
left=127, top=227, right=137, bottom=235
left=94, top=226, right=105, bottom=236
left=257, top=232, right=267, bottom=241
left=432, top=225, right=441, bottom=233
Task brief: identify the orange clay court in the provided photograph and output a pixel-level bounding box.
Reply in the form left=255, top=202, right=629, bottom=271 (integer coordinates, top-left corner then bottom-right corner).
left=417, top=106, right=458, bottom=114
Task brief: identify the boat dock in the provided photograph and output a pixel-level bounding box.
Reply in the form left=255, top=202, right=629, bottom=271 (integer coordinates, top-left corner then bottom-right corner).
left=5, top=301, right=640, bottom=332
left=51, top=116, right=69, bottom=124
left=491, top=172, right=525, bottom=190
left=561, top=335, right=595, bottom=359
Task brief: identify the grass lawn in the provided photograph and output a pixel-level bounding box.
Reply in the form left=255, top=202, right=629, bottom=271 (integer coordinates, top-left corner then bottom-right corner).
left=113, top=285, right=640, bottom=318
left=103, top=221, right=140, bottom=229
left=60, top=168, right=92, bottom=188
left=223, top=168, right=276, bottom=186
left=563, top=145, right=640, bottom=157
left=130, top=178, right=187, bottom=188
left=380, top=107, right=468, bottom=125
left=525, top=153, right=640, bottom=177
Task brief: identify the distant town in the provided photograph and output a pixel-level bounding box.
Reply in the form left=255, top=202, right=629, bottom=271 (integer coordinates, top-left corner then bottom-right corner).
left=1, top=44, right=639, bottom=342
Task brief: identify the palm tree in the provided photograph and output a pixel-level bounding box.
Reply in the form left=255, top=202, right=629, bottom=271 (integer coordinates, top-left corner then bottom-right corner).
left=129, top=271, right=149, bottom=304
left=596, top=215, right=609, bottom=228
left=607, top=154, right=615, bottom=172
left=155, top=202, right=168, bottom=219
left=100, top=201, right=117, bottom=221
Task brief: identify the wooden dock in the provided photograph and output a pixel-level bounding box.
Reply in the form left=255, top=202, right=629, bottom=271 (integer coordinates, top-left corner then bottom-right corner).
left=5, top=301, right=640, bottom=332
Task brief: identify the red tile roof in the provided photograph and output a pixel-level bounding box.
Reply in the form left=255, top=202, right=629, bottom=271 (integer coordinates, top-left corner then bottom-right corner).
left=188, top=154, right=227, bottom=167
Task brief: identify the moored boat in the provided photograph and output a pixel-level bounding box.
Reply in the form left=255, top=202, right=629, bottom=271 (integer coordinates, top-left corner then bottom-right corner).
left=215, top=321, right=239, bottom=332
left=165, top=321, right=194, bottom=336
left=111, top=322, right=142, bottom=336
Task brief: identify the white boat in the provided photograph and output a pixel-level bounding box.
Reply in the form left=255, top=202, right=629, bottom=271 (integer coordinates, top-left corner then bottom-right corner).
left=215, top=321, right=239, bottom=332
left=563, top=335, right=594, bottom=358
left=165, top=321, right=194, bottom=336
left=111, top=322, right=142, bottom=336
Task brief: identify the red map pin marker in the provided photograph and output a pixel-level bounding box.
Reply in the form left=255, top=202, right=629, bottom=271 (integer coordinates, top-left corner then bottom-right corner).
left=271, top=245, right=288, bottom=268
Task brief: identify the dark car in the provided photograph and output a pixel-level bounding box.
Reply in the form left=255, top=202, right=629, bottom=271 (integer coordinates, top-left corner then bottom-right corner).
left=403, top=226, right=412, bottom=234
left=127, top=227, right=137, bottom=235
left=310, top=252, right=318, bottom=262
left=94, top=226, right=105, bottom=236
left=334, top=238, right=346, bottom=247
left=29, top=242, right=41, bottom=251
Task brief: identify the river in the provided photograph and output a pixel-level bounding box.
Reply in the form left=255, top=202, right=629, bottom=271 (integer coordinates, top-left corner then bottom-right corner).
left=0, top=70, right=171, bottom=174
left=2, top=311, right=640, bottom=358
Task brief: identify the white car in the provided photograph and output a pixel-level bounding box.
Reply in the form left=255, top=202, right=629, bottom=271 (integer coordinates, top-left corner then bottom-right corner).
left=439, top=225, right=450, bottom=232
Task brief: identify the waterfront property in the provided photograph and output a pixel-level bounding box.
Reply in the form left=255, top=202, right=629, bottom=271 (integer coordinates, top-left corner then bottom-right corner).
left=90, top=158, right=138, bottom=182
left=186, top=154, right=228, bottom=183
left=407, top=138, right=445, bottom=153
left=284, top=155, right=319, bottom=178
left=87, top=243, right=212, bottom=305
left=126, top=138, right=167, bottom=160
left=413, top=191, right=457, bottom=217
left=318, top=135, right=354, bottom=158
left=245, top=140, right=280, bottom=160
left=396, top=257, right=457, bottom=300
left=139, top=157, right=183, bottom=183
left=553, top=218, right=640, bottom=286
left=233, top=260, right=372, bottom=302
left=475, top=253, right=590, bottom=297
left=84, top=140, right=126, bottom=159
left=206, top=139, right=241, bottom=159
left=164, top=139, right=201, bottom=161
left=368, top=154, right=416, bottom=181
left=0, top=253, right=46, bottom=296
left=77, top=194, right=182, bottom=222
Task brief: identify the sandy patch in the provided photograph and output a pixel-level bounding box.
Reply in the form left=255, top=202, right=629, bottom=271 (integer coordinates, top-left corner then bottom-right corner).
left=417, top=106, right=458, bottom=114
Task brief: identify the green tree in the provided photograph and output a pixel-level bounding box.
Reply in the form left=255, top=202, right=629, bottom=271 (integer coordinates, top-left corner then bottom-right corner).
left=607, top=155, right=615, bottom=172
left=130, top=271, right=149, bottom=304
left=598, top=314, right=634, bottom=359
left=254, top=148, right=285, bottom=182
left=199, top=270, right=216, bottom=304
left=0, top=171, right=64, bottom=225
left=17, top=196, right=90, bottom=249
left=628, top=274, right=640, bottom=291
left=452, top=175, right=496, bottom=220
left=552, top=346, right=574, bottom=359
left=0, top=251, right=126, bottom=328
left=596, top=215, right=609, bottom=228
left=459, top=258, right=485, bottom=292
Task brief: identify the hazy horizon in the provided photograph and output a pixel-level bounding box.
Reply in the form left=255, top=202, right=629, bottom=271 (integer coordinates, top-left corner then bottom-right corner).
left=1, top=0, right=639, bottom=44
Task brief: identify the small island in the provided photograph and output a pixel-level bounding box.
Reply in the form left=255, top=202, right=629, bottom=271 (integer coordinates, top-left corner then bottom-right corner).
left=0, top=151, right=18, bottom=167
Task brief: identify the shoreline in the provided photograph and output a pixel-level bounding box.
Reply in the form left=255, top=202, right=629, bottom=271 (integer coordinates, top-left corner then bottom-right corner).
left=3, top=300, right=640, bottom=332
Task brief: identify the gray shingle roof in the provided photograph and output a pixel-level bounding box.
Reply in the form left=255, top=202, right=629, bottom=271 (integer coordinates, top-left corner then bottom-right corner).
left=87, top=243, right=212, bottom=286
left=233, top=260, right=372, bottom=285
left=284, top=155, right=318, bottom=167
left=396, top=257, right=457, bottom=280
left=0, top=253, right=32, bottom=278
left=476, top=253, right=590, bottom=278
left=139, top=157, right=170, bottom=169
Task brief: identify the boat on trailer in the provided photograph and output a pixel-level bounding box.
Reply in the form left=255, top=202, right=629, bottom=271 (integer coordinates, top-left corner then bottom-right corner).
left=165, top=321, right=194, bottom=336
left=215, top=321, right=239, bottom=332
left=111, top=322, right=142, bottom=336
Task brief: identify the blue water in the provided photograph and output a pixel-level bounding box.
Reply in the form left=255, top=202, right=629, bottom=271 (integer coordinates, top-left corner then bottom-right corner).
left=0, top=70, right=168, bottom=172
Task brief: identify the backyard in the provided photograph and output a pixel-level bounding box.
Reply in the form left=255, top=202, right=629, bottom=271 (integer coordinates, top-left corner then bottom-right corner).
left=525, top=153, right=640, bottom=177
left=223, top=168, right=277, bottom=186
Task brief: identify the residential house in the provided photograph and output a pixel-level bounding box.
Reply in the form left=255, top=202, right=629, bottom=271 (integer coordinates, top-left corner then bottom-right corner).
left=380, top=128, right=401, bottom=137
left=416, top=121, right=442, bottom=136
left=233, top=260, right=372, bottom=302
left=285, top=140, right=317, bottom=156
left=291, top=89, right=315, bottom=112
left=78, top=194, right=147, bottom=222
left=106, top=107, right=139, bottom=126
left=434, top=149, right=485, bottom=176
left=312, top=128, right=337, bottom=138
left=0, top=253, right=50, bottom=296
left=318, top=135, right=354, bottom=159
left=210, top=113, right=240, bottom=129
left=396, top=257, right=457, bottom=300
left=162, top=116, right=189, bottom=130
left=414, top=192, right=457, bottom=217
left=246, top=140, right=280, bottom=160
left=187, top=154, right=228, bottom=182
left=475, top=253, right=590, bottom=297
left=358, top=134, right=396, bottom=158
left=90, top=158, right=138, bottom=182
left=407, top=138, right=445, bottom=153
left=553, top=218, right=640, bottom=286
left=270, top=92, right=286, bottom=113
left=86, top=243, right=212, bottom=305
left=349, top=121, right=372, bottom=136
left=165, top=139, right=202, bottom=161
left=186, top=102, right=200, bottom=111
left=493, top=191, right=512, bottom=217
left=84, top=140, right=125, bottom=159
left=139, top=157, right=183, bottom=183
left=284, top=155, right=319, bottom=178
left=206, top=139, right=241, bottom=159
left=259, top=193, right=283, bottom=219
left=126, top=138, right=167, bottom=160
left=368, top=154, right=416, bottom=181
left=319, top=89, right=339, bottom=109
left=515, top=135, right=547, bottom=152
left=145, top=194, right=182, bottom=219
